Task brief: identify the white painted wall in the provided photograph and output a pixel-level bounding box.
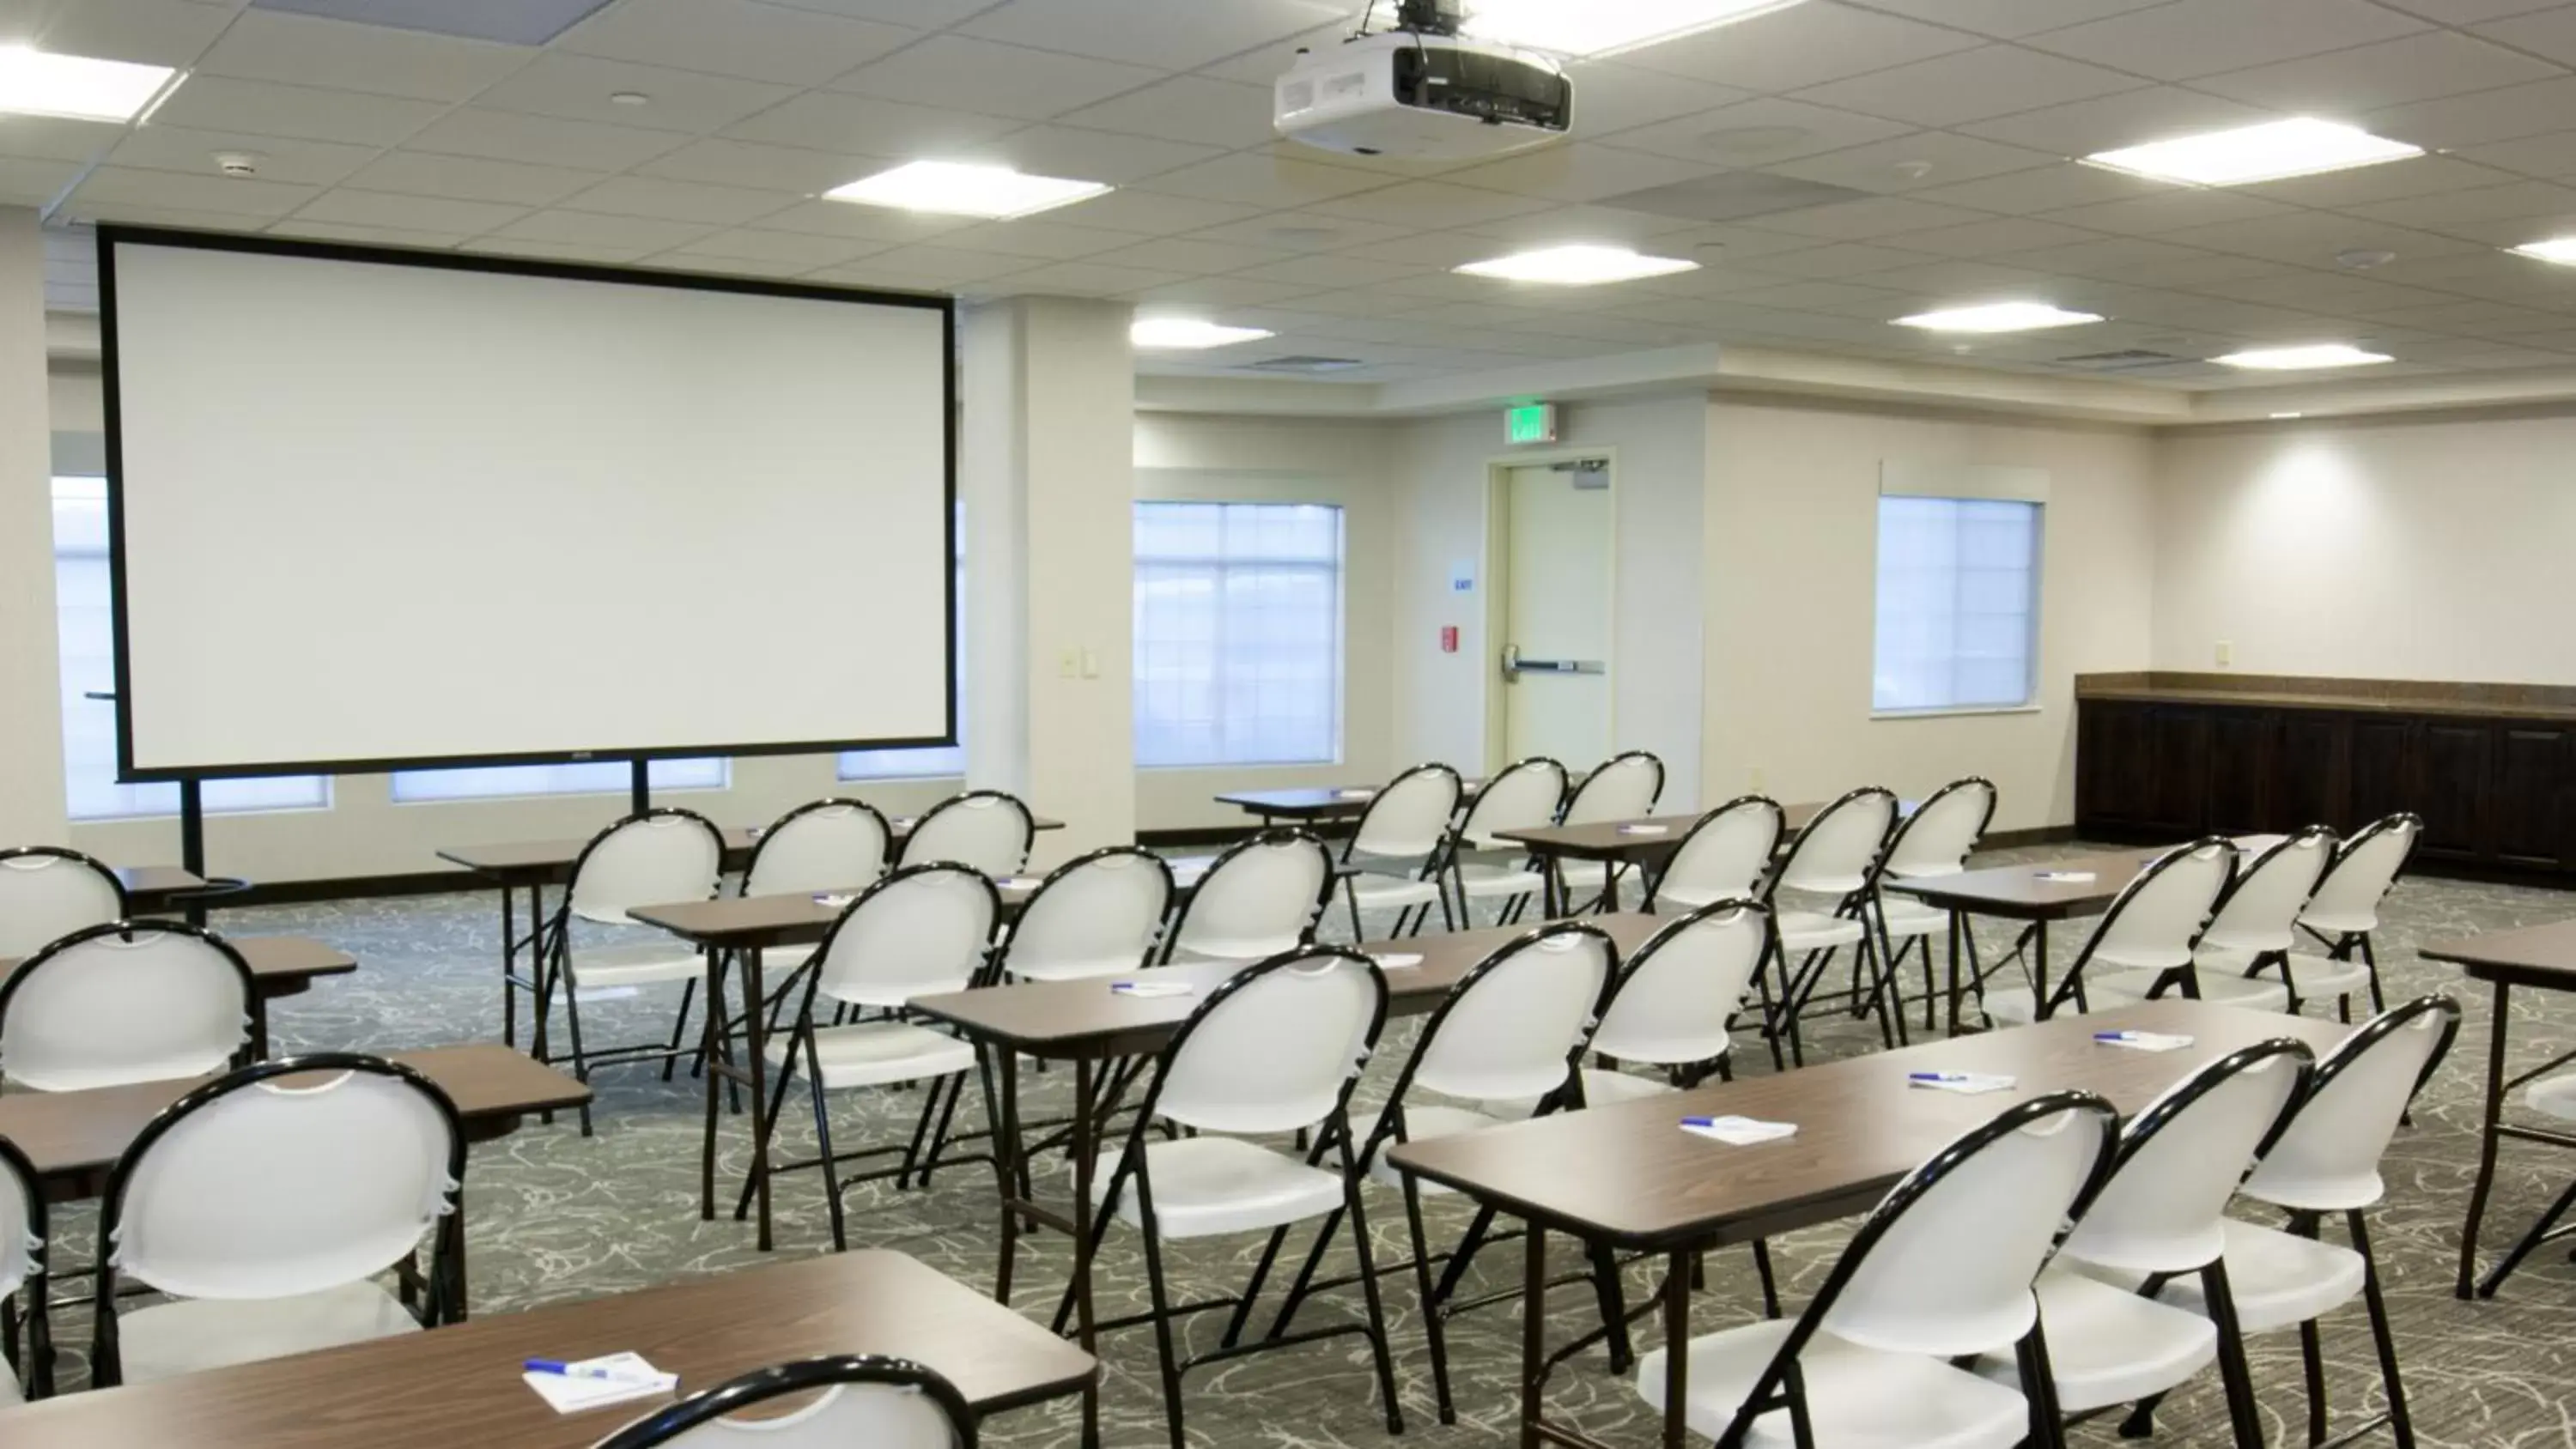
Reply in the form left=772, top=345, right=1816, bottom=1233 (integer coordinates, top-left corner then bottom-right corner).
left=1704, top=397, right=2159, bottom=833
left=2154, top=413, right=2576, bottom=682
left=1133, top=412, right=1399, bottom=830
left=0, top=209, right=66, bottom=846
left=1392, top=396, right=1710, bottom=811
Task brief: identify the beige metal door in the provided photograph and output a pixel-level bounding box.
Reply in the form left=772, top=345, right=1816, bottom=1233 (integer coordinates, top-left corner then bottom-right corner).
left=1499, top=461, right=1612, bottom=767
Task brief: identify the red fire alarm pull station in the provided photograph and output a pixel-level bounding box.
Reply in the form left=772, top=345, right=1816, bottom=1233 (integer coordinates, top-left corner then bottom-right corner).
left=1439, top=626, right=1459, bottom=653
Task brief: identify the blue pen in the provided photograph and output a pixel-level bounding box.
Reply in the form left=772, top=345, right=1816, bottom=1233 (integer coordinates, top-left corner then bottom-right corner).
left=1680, top=1115, right=1719, bottom=1128
left=1909, top=1071, right=1971, bottom=1083
left=2094, top=1031, right=2142, bottom=1043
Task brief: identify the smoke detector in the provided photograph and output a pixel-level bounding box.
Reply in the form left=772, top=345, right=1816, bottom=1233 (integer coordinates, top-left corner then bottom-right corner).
left=213, top=151, right=264, bottom=178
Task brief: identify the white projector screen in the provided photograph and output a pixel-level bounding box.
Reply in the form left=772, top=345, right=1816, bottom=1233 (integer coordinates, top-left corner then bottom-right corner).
left=101, top=230, right=954, bottom=779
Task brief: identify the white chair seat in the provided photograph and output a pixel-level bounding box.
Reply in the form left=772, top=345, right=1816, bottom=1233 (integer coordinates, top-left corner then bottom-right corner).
left=2297, top=910, right=2377, bottom=937
left=1368, top=1103, right=1502, bottom=1191
left=1975, top=1267, right=2215, bottom=1413
left=1091, top=1137, right=1343, bottom=1240
left=2278, top=952, right=2372, bottom=1001
left=1777, top=910, right=1864, bottom=952
left=1875, top=897, right=1950, bottom=940
left=1456, top=863, right=1546, bottom=899
left=1167, top=941, right=1292, bottom=967
left=2152, top=1217, right=2366, bottom=1336
left=2528, top=1073, right=2576, bottom=1121
left=571, top=904, right=641, bottom=926
left=2105, top=960, right=2291, bottom=1013
left=765, top=1021, right=975, bottom=1090
left=1637, top=1319, right=2029, bottom=1449
left=116, top=1280, right=419, bottom=1385
left=1350, top=873, right=1442, bottom=910
left=567, top=943, right=705, bottom=988
left=1581, top=1066, right=1678, bottom=1105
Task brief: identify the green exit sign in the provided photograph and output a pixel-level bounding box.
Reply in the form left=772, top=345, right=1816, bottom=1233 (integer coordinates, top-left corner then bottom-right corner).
left=1504, top=402, right=1557, bottom=445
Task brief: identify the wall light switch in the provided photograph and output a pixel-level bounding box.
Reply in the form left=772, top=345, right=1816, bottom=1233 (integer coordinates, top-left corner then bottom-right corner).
left=2215, top=640, right=2233, bottom=668
left=1058, top=650, right=1078, bottom=679
left=1749, top=766, right=1766, bottom=791
left=1080, top=647, right=1100, bottom=679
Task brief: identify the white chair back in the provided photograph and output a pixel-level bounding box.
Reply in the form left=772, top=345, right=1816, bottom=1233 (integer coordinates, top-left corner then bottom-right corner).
left=1407, top=926, right=1611, bottom=1103
left=2061, top=1042, right=2312, bottom=1275
left=1152, top=951, right=1382, bottom=1136
left=0, top=923, right=252, bottom=1092
left=1823, top=1094, right=2117, bottom=1356
left=1349, top=763, right=1461, bottom=860
left=1562, top=750, right=1663, bottom=826
left=1881, top=778, right=1995, bottom=879
left=899, top=791, right=1034, bottom=879
left=1651, top=797, right=1782, bottom=912
left=1590, top=902, right=1770, bottom=1067
left=0, top=1137, right=33, bottom=1305
left=0, top=847, right=126, bottom=960
left=2199, top=828, right=2335, bottom=956
left=1773, top=787, right=1896, bottom=898
left=1166, top=831, right=1330, bottom=962
left=107, top=1059, right=460, bottom=1301
left=592, top=1359, right=973, bottom=1449
left=2078, top=840, right=2233, bottom=975
left=1003, top=849, right=1172, bottom=981
left=1457, top=757, right=1567, bottom=847
left=2300, top=814, right=2421, bottom=936
left=568, top=810, right=724, bottom=923
left=811, top=865, right=998, bottom=1009
left=742, top=801, right=889, bottom=898
left=2242, top=997, right=2459, bottom=1213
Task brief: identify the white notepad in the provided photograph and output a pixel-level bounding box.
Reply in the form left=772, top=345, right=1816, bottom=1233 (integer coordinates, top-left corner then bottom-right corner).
left=811, top=893, right=854, bottom=909
left=1337, top=788, right=1376, bottom=799
left=999, top=876, right=1040, bottom=890
left=1617, top=824, right=1669, bottom=836
left=1111, top=980, right=1194, bottom=997
left=1909, top=1072, right=2016, bottom=1095
left=523, top=1354, right=677, bottom=1415
left=2034, top=870, right=2096, bottom=883
left=2094, top=1031, right=2194, bottom=1052
left=1680, top=1115, right=1796, bottom=1145
left=1371, top=953, right=1424, bottom=970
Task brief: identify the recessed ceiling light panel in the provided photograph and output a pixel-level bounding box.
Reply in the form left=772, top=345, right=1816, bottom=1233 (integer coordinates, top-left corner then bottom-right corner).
left=1132, top=318, right=1275, bottom=350
left=2512, top=236, right=2576, bottom=265
left=0, top=45, right=177, bottom=123
left=2086, top=118, right=2421, bottom=186
left=823, top=161, right=1110, bottom=220
left=2214, top=343, right=2392, bottom=370
left=1894, top=301, right=2103, bottom=334
left=1459, top=0, right=1809, bottom=58
left=1455, top=244, right=1697, bottom=285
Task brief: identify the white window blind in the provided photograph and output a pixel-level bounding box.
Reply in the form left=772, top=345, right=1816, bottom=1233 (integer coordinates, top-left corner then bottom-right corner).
left=51, top=476, right=329, bottom=820
left=1872, top=495, right=2042, bottom=712
left=391, top=758, right=726, bottom=803
left=1134, top=501, right=1344, bottom=767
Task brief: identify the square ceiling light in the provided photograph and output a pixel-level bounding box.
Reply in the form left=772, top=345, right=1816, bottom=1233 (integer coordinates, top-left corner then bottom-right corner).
left=1455, top=244, right=1697, bottom=285
left=1895, top=301, right=2103, bottom=333
left=0, top=45, right=176, bottom=123
left=1458, top=0, right=1808, bottom=58
left=2087, top=118, right=2421, bottom=187
left=1133, top=318, right=1274, bottom=350
left=823, top=161, right=1109, bottom=221
left=2213, top=343, right=2392, bottom=370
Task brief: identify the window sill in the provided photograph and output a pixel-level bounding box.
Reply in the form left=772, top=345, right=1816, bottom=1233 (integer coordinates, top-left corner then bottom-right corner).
left=1870, top=704, right=2044, bottom=721
left=835, top=773, right=967, bottom=785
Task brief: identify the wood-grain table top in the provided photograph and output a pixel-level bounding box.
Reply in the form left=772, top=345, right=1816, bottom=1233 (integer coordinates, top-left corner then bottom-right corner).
left=0, top=935, right=354, bottom=990
left=627, top=857, right=1221, bottom=950
left=0, top=1044, right=589, bottom=1184
left=910, top=913, right=1668, bottom=1061
left=1389, top=998, right=2348, bottom=1250
left=2420, top=918, right=2576, bottom=990
left=1493, top=799, right=1906, bottom=862
left=438, top=819, right=1063, bottom=880
left=1213, top=785, right=1385, bottom=817
left=1882, top=846, right=2176, bottom=919
left=0, top=1250, right=1096, bottom=1447
left=113, top=864, right=207, bottom=905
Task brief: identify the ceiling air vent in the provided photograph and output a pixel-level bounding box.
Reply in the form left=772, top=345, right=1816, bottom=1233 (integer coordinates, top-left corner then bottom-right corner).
left=1240, top=355, right=1368, bottom=373
left=2053, top=348, right=2188, bottom=370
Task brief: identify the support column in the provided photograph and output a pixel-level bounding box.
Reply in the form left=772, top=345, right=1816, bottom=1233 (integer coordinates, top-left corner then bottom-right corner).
left=960, top=296, right=1135, bottom=864
left=0, top=208, right=68, bottom=844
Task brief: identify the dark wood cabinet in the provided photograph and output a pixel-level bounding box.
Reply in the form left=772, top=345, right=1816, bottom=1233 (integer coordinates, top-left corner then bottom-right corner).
left=2077, top=695, right=2576, bottom=878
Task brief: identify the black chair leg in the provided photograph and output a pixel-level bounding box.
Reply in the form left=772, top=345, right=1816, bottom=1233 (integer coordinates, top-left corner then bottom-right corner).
left=1588, top=1239, right=1633, bottom=1373
left=1751, top=1239, right=1781, bottom=1318
left=2477, top=1171, right=2576, bottom=1297
left=659, top=976, right=698, bottom=1083
left=1131, top=1167, right=1189, bottom=1449
left=1332, top=1141, right=1406, bottom=1435
left=807, top=1038, right=849, bottom=1252
left=2359, top=932, right=2387, bottom=1014
left=2352, top=1209, right=2417, bottom=1449
left=556, top=949, right=595, bottom=1138
left=1401, top=1176, right=1457, bottom=1424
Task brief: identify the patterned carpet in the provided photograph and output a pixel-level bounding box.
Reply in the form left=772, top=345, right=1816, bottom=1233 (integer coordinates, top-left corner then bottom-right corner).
left=27, top=842, right=2576, bottom=1447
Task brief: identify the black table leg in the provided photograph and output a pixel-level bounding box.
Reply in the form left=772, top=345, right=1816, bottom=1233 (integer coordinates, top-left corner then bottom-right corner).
left=1520, top=1223, right=1546, bottom=1449
left=1072, top=1056, right=1101, bottom=1449
left=2460, top=978, right=2512, bottom=1298
left=1659, top=1249, right=1690, bottom=1449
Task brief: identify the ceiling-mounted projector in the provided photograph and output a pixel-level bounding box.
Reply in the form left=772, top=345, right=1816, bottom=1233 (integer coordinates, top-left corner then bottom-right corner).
left=1275, top=0, right=1571, bottom=160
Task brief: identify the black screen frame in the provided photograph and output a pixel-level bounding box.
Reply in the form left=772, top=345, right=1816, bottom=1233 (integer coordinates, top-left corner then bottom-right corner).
left=96, top=225, right=960, bottom=783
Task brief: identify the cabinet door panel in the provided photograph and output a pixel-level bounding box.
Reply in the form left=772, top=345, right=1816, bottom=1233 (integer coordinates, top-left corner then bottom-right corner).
left=2274, top=713, right=2345, bottom=833
left=2202, top=711, right=2274, bottom=834
left=2418, top=723, right=2489, bottom=858
left=2145, top=707, right=2211, bottom=835
left=2493, top=727, right=2568, bottom=868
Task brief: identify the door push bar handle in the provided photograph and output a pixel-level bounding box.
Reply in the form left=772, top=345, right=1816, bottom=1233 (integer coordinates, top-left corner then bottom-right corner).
left=1501, top=645, right=1605, bottom=680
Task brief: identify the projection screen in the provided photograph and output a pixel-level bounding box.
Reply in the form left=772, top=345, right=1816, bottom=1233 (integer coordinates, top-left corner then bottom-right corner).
left=100, top=229, right=954, bottom=779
